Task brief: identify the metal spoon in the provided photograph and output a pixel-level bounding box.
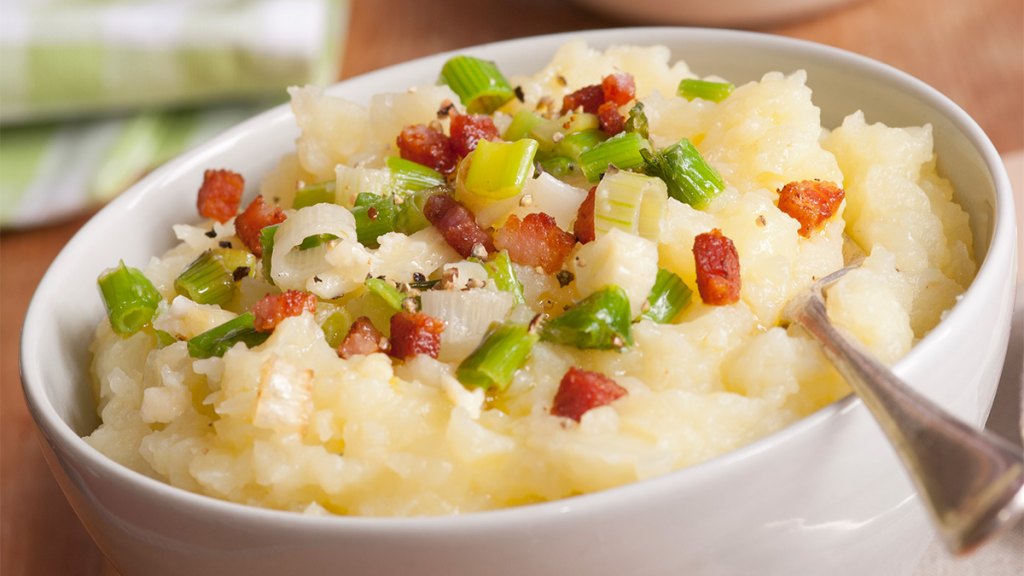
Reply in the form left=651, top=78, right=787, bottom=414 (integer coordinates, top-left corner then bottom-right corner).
left=782, top=263, right=1024, bottom=555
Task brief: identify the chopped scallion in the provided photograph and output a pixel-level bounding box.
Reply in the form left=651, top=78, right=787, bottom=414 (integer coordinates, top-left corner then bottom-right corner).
left=541, top=285, right=634, bottom=350
left=440, top=55, right=515, bottom=114
left=387, top=157, right=445, bottom=191
left=579, top=131, right=652, bottom=182
left=641, top=138, right=724, bottom=209
left=293, top=180, right=337, bottom=209
left=483, top=250, right=525, bottom=304
left=298, top=233, right=339, bottom=251
left=186, top=312, right=269, bottom=359
left=97, top=261, right=162, bottom=336
left=554, top=128, right=607, bottom=162
left=642, top=269, right=692, bottom=323
left=394, top=187, right=436, bottom=235
left=538, top=155, right=577, bottom=178
left=504, top=109, right=543, bottom=141
left=592, top=170, right=668, bottom=240
left=678, top=79, right=734, bottom=102
left=320, top=309, right=354, bottom=348
left=624, top=102, right=649, bottom=139
left=456, top=322, right=538, bottom=391
left=259, top=225, right=278, bottom=284
left=352, top=193, right=399, bottom=247
left=365, top=277, right=405, bottom=312
left=174, top=250, right=235, bottom=306
left=463, top=139, right=539, bottom=200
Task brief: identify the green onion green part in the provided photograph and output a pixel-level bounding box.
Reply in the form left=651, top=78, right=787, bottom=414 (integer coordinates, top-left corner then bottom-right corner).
left=625, top=102, right=649, bottom=139
left=503, top=109, right=543, bottom=142
left=641, top=138, right=724, bottom=209
left=154, top=329, right=178, bottom=348
left=387, top=157, right=446, bottom=191
left=365, top=277, right=405, bottom=312
left=541, top=285, right=634, bottom=350
left=97, top=261, right=162, bottom=336
left=592, top=170, right=667, bottom=240
left=483, top=250, right=525, bottom=304
left=187, top=312, right=269, bottom=359
left=352, top=192, right=399, bottom=247
left=463, top=138, right=539, bottom=200
left=642, top=269, right=692, bottom=324
left=174, top=250, right=235, bottom=306
left=320, top=309, right=354, bottom=348
left=292, top=180, right=337, bottom=209
left=456, top=322, right=538, bottom=391
left=298, top=233, right=340, bottom=251
left=678, top=79, right=734, bottom=102
left=394, top=187, right=436, bottom=235
left=214, top=248, right=257, bottom=279
left=578, top=131, right=652, bottom=182
left=538, top=155, right=577, bottom=178
left=440, top=55, right=515, bottom=114
left=260, top=225, right=278, bottom=284
left=554, top=128, right=607, bottom=162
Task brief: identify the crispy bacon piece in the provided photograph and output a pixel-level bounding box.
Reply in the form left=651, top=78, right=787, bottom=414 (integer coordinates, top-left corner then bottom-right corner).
left=423, top=193, right=494, bottom=258
left=777, top=180, right=846, bottom=237
left=551, top=367, right=628, bottom=422
left=693, top=229, right=741, bottom=306
left=597, top=101, right=625, bottom=135
left=252, top=290, right=317, bottom=332
left=197, top=169, right=245, bottom=223
left=389, top=311, right=444, bottom=359
left=338, top=316, right=388, bottom=359
left=494, top=212, right=576, bottom=274
left=601, top=72, right=636, bottom=106
left=561, top=84, right=604, bottom=114
left=449, top=112, right=500, bottom=158
left=396, top=124, right=457, bottom=174
left=235, top=195, right=286, bottom=257
left=573, top=186, right=597, bottom=244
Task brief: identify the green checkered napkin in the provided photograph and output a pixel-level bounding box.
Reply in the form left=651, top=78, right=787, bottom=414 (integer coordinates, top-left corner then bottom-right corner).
left=0, top=0, right=349, bottom=228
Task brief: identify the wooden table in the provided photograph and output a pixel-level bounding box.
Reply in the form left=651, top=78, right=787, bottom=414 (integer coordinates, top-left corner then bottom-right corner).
left=2, top=0, right=1021, bottom=573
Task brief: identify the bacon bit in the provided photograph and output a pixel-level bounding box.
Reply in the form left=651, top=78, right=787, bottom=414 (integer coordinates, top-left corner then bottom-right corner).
left=423, top=193, right=495, bottom=258
left=338, top=316, right=388, bottom=359
left=777, top=180, right=846, bottom=237
left=396, top=124, right=457, bottom=174
left=561, top=84, right=604, bottom=114
left=693, top=229, right=741, bottom=306
left=574, top=186, right=597, bottom=244
left=196, top=169, right=245, bottom=223
left=252, top=290, right=317, bottom=332
left=601, top=72, right=636, bottom=106
left=494, top=212, right=575, bottom=274
left=551, top=367, right=628, bottom=422
left=449, top=111, right=501, bottom=158
left=597, top=101, right=625, bottom=135
left=389, top=311, right=445, bottom=359
left=235, top=195, right=286, bottom=257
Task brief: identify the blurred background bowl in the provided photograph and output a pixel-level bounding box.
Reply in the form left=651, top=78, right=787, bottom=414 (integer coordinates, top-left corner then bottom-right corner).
left=20, top=27, right=1016, bottom=576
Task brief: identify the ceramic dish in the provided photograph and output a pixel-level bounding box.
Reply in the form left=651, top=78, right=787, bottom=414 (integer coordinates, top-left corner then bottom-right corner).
left=21, top=27, right=1016, bottom=576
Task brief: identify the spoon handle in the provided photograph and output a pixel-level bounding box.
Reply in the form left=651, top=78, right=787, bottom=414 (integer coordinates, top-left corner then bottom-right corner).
left=790, top=289, right=1024, bottom=554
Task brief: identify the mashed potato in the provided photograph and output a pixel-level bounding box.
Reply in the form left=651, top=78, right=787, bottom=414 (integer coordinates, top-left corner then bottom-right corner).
left=86, top=41, right=975, bottom=516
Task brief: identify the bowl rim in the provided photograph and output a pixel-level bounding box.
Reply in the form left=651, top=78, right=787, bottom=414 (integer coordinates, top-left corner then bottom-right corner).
left=20, top=26, right=1016, bottom=532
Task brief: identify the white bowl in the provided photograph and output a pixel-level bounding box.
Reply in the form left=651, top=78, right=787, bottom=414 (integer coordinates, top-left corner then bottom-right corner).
left=21, top=28, right=1017, bottom=576
left=567, top=0, right=859, bottom=26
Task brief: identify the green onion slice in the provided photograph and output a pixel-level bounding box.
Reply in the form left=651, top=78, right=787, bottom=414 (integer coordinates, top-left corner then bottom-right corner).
left=541, top=285, right=634, bottom=350
left=352, top=192, right=399, bottom=248
left=592, top=170, right=667, bottom=240
left=320, top=309, right=354, bottom=348
left=642, top=269, right=692, bottom=324
left=483, top=250, right=525, bottom=304
left=298, top=233, right=340, bottom=251
left=678, top=79, right=734, bottom=102
left=187, top=312, right=269, bottom=359
left=387, top=157, right=445, bottom=192
left=440, top=55, right=515, bottom=114
left=174, top=250, right=235, bottom=306
left=394, top=187, right=436, bottom=235
left=463, top=139, right=539, bottom=200
left=456, top=322, right=538, bottom=391
left=260, top=225, right=278, bottom=284
left=365, top=277, right=405, bottom=312
left=293, top=180, right=337, bottom=209
left=97, top=261, right=162, bottom=336
left=625, top=102, right=649, bottom=139
left=641, top=138, right=724, bottom=209
left=579, top=131, right=652, bottom=182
